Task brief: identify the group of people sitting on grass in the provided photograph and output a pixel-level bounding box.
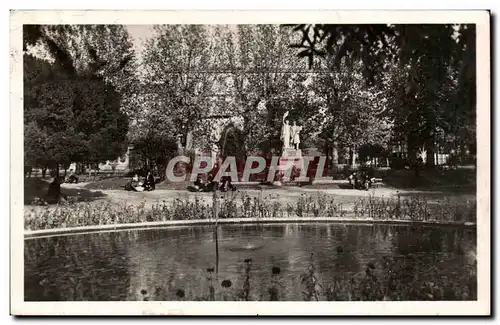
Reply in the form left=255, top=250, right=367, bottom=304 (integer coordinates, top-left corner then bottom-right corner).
left=348, top=171, right=373, bottom=190
left=125, top=171, right=156, bottom=192
left=347, top=167, right=382, bottom=191
left=64, top=174, right=79, bottom=184
left=188, top=173, right=236, bottom=193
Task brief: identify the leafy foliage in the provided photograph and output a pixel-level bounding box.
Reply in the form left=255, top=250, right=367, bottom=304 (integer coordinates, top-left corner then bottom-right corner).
left=23, top=25, right=135, bottom=171
left=289, top=24, right=476, bottom=166
left=141, top=25, right=215, bottom=151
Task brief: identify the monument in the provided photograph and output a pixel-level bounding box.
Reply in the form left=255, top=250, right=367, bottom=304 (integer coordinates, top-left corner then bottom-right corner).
left=281, top=111, right=291, bottom=153
left=276, top=111, right=305, bottom=183
left=290, top=121, right=303, bottom=151
left=280, top=112, right=303, bottom=157
left=176, top=135, right=184, bottom=156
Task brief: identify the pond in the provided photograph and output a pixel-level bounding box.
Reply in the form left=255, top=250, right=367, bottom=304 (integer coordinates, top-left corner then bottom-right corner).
left=24, top=222, right=477, bottom=301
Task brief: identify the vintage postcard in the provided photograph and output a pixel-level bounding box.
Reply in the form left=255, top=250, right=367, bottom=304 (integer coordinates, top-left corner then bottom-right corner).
left=10, top=10, right=490, bottom=316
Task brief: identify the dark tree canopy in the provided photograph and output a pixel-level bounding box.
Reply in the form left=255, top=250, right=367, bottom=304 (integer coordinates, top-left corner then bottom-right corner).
left=288, top=24, right=476, bottom=166
left=23, top=25, right=134, bottom=172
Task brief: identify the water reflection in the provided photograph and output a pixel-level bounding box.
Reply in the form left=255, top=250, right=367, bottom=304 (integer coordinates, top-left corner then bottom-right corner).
left=24, top=223, right=476, bottom=301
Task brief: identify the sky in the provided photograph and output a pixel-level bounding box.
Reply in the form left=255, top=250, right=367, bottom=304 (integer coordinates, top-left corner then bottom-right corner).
left=125, top=24, right=242, bottom=61
left=27, top=25, right=157, bottom=63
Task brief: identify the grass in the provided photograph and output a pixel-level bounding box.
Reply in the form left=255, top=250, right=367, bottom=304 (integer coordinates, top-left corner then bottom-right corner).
left=50, top=166, right=477, bottom=193
left=380, top=168, right=476, bottom=192
left=24, top=190, right=476, bottom=231
left=24, top=178, right=107, bottom=205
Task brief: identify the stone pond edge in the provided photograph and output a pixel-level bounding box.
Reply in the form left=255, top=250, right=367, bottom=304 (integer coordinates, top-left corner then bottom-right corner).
left=24, top=217, right=476, bottom=239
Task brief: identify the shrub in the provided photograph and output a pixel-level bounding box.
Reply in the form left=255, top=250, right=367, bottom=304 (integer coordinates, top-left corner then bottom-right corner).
left=24, top=192, right=476, bottom=231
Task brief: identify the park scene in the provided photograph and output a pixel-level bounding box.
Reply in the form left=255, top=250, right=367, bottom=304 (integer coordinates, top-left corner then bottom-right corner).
left=23, top=24, right=477, bottom=302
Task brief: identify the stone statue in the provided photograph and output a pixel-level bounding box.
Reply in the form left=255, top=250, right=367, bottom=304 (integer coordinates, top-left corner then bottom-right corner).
left=290, top=121, right=303, bottom=150
left=176, top=135, right=184, bottom=155
left=281, top=111, right=291, bottom=150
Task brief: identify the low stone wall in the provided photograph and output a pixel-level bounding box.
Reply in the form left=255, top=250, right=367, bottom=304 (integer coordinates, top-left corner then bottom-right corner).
left=25, top=216, right=476, bottom=240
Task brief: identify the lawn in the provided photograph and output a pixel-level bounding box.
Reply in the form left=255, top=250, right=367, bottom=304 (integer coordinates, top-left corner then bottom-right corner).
left=23, top=167, right=477, bottom=231
left=79, top=167, right=476, bottom=193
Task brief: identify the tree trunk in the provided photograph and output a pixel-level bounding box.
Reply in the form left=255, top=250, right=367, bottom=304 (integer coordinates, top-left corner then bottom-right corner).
left=407, top=135, right=420, bottom=177
left=408, top=148, right=417, bottom=172
left=350, top=147, right=357, bottom=169
left=47, top=165, right=62, bottom=203
left=332, top=141, right=339, bottom=168
left=185, top=131, right=193, bottom=151
left=425, top=141, right=435, bottom=168
left=323, top=142, right=330, bottom=168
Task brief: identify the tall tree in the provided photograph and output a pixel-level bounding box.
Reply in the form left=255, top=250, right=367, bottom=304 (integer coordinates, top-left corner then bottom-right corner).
left=289, top=24, right=476, bottom=167
left=310, top=56, right=392, bottom=167
left=142, top=25, right=215, bottom=152
left=23, top=25, right=134, bottom=175
left=216, top=25, right=311, bottom=156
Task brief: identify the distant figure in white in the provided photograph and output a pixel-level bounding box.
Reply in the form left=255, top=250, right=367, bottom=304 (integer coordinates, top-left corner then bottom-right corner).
left=281, top=111, right=291, bottom=150
left=290, top=121, right=302, bottom=150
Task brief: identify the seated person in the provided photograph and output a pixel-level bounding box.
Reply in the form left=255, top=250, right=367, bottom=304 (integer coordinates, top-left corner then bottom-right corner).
left=132, top=174, right=139, bottom=184
left=355, top=171, right=371, bottom=190
left=124, top=181, right=136, bottom=191
left=348, top=172, right=363, bottom=189
left=125, top=174, right=145, bottom=192
left=143, top=171, right=155, bottom=191
left=135, top=183, right=145, bottom=192
left=349, top=172, right=367, bottom=189
left=188, top=175, right=205, bottom=192
left=194, top=174, right=203, bottom=187
left=219, top=176, right=236, bottom=192
left=348, top=172, right=356, bottom=188
left=65, top=174, right=79, bottom=184
left=203, top=173, right=218, bottom=192
left=148, top=172, right=156, bottom=190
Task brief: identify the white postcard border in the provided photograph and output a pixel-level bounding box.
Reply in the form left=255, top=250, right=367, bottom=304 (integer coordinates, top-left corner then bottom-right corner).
left=10, top=9, right=491, bottom=316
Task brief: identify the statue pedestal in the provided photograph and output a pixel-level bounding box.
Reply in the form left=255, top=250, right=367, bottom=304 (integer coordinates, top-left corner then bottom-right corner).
left=282, top=148, right=302, bottom=157
left=273, top=147, right=305, bottom=185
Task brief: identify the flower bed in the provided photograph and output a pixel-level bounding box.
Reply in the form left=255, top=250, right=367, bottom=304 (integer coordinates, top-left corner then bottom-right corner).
left=24, top=191, right=476, bottom=231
